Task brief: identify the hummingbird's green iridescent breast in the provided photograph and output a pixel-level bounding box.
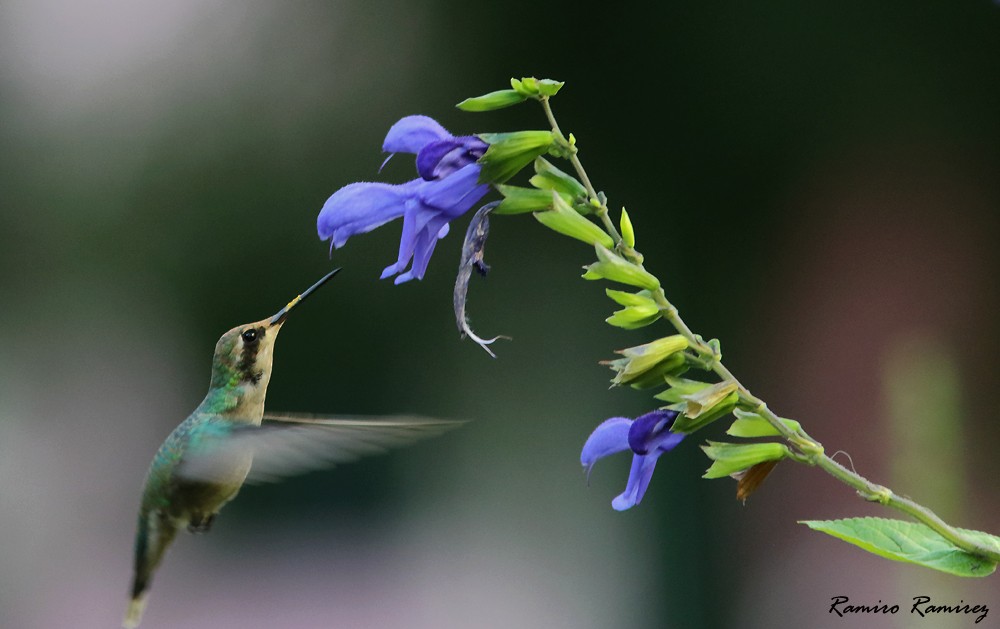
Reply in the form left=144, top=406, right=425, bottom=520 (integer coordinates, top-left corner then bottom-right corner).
left=142, top=416, right=252, bottom=520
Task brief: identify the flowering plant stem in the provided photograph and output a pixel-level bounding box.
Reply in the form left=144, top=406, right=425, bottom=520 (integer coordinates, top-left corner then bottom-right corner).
left=540, top=96, right=1000, bottom=564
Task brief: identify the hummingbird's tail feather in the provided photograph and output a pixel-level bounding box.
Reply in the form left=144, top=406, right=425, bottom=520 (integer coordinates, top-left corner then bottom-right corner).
left=122, top=593, right=148, bottom=629
left=124, top=510, right=178, bottom=628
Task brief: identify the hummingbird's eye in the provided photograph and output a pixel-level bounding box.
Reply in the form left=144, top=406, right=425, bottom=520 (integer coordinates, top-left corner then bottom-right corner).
left=241, top=328, right=259, bottom=344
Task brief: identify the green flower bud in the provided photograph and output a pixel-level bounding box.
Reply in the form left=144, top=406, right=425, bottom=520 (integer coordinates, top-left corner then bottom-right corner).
left=478, top=131, right=556, bottom=184
left=529, top=157, right=587, bottom=200
left=457, top=89, right=527, bottom=112
left=706, top=337, right=723, bottom=361
left=620, top=207, right=635, bottom=248
left=509, top=77, right=563, bottom=99
left=726, top=408, right=803, bottom=438
left=603, top=335, right=688, bottom=386
left=534, top=192, right=614, bottom=248
left=512, top=77, right=538, bottom=96
left=582, top=244, right=660, bottom=290
left=701, top=441, right=790, bottom=479
left=494, top=184, right=569, bottom=215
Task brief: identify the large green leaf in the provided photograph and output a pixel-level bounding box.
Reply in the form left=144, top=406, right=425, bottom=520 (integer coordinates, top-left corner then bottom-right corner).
left=800, top=517, right=1000, bottom=577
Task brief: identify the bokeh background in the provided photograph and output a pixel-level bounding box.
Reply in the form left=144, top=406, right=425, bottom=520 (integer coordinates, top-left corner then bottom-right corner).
left=1, top=2, right=998, bottom=628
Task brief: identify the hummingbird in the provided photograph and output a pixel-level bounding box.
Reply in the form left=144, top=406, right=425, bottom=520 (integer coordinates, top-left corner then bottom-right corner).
left=124, top=268, right=460, bottom=628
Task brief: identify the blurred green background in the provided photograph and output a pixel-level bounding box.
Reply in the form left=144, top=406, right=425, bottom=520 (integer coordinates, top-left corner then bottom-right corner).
left=1, top=2, right=998, bottom=628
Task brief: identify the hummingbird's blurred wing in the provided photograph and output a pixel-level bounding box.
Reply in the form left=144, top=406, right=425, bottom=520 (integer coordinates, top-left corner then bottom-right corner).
left=177, top=414, right=465, bottom=484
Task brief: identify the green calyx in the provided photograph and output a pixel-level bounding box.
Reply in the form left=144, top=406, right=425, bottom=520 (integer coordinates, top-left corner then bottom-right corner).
left=477, top=131, right=556, bottom=184
left=681, top=380, right=738, bottom=419
left=701, top=441, right=791, bottom=479
left=456, top=77, right=563, bottom=112
left=510, top=77, right=565, bottom=99
left=654, top=380, right=740, bottom=433
left=495, top=185, right=569, bottom=215
left=582, top=244, right=660, bottom=290
left=456, top=89, right=527, bottom=112
left=604, top=288, right=661, bottom=330
left=604, top=335, right=688, bottom=386
left=534, top=193, right=614, bottom=248
left=727, top=408, right=803, bottom=438
left=654, top=376, right=712, bottom=403
left=530, top=157, right=587, bottom=200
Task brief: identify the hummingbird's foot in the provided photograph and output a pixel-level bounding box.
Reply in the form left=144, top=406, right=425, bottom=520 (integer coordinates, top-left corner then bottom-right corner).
left=187, top=513, right=216, bottom=534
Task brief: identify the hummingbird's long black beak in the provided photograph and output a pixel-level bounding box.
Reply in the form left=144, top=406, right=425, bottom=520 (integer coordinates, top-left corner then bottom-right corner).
left=269, top=268, right=341, bottom=327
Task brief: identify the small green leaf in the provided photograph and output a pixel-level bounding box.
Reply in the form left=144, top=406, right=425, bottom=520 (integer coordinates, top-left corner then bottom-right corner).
left=701, top=441, right=790, bottom=478
left=620, top=207, right=635, bottom=248
left=582, top=244, right=660, bottom=290
left=727, top=408, right=802, bottom=438
left=534, top=193, right=614, bottom=248
left=457, top=89, right=527, bottom=112
left=478, top=131, right=555, bottom=184
left=800, top=518, right=1000, bottom=577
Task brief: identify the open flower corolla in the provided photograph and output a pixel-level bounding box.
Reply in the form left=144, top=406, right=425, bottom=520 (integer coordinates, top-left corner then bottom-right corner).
left=318, top=116, right=490, bottom=283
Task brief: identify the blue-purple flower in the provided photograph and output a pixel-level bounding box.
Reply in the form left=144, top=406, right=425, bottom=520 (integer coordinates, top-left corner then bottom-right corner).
left=581, top=409, right=685, bottom=511
left=317, top=115, right=490, bottom=284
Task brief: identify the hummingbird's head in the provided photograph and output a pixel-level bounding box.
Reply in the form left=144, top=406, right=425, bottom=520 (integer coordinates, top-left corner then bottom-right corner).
left=209, top=319, right=281, bottom=390
left=208, top=268, right=341, bottom=392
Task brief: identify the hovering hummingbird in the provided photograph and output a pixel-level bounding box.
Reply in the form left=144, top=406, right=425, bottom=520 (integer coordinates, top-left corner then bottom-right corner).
left=124, top=268, right=460, bottom=628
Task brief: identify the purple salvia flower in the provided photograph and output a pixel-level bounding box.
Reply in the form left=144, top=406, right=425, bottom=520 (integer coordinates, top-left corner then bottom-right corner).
left=382, top=115, right=452, bottom=155
left=318, top=116, right=489, bottom=283
left=628, top=410, right=684, bottom=455
left=581, top=410, right=684, bottom=511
